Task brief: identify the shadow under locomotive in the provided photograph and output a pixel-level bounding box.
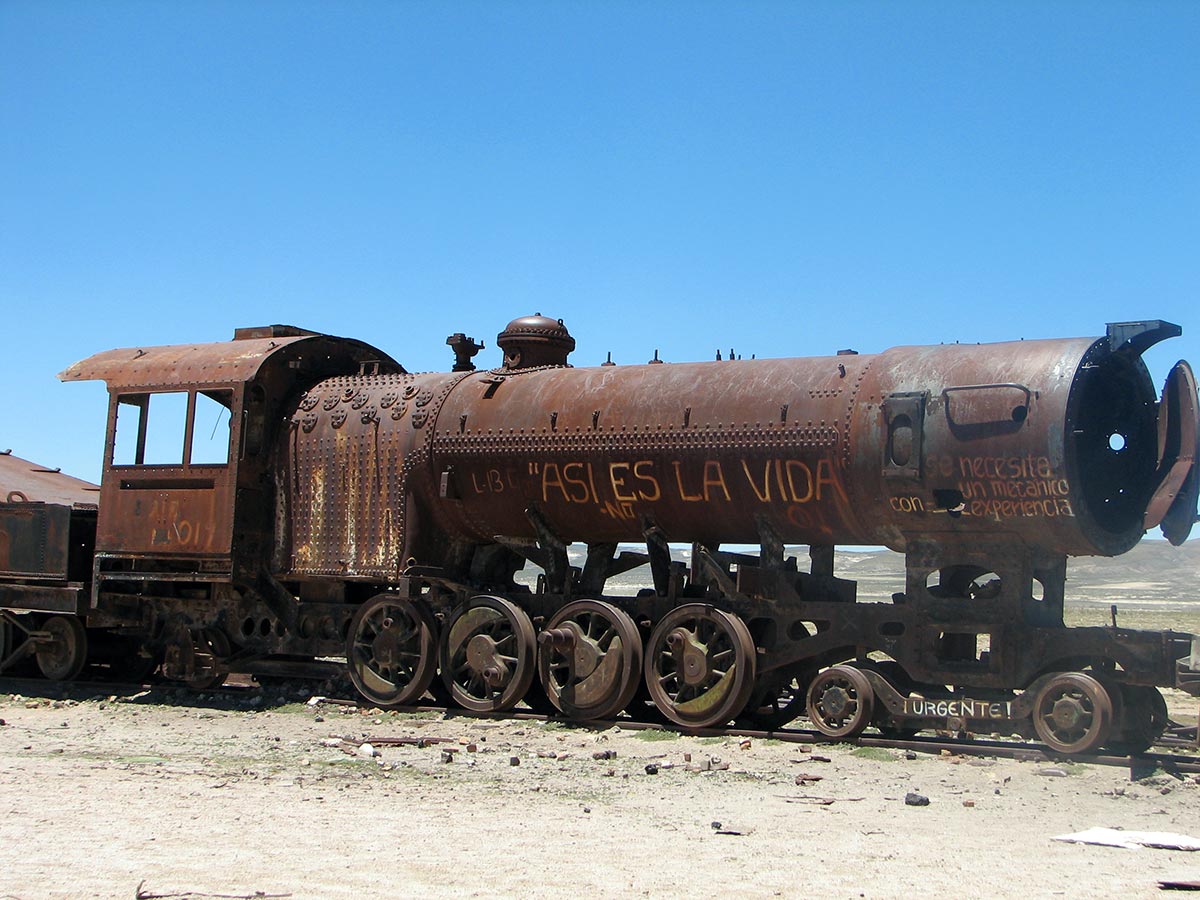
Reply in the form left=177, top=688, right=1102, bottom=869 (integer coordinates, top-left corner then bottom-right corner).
left=2, top=315, right=1198, bottom=756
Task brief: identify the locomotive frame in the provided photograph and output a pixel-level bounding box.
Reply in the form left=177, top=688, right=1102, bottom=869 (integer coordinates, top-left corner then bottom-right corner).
left=2, top=315, right=1198, bottom=755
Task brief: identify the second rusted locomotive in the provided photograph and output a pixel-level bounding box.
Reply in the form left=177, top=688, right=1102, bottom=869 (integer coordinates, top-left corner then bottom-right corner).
left=2, top=314, right=1198, bottom=754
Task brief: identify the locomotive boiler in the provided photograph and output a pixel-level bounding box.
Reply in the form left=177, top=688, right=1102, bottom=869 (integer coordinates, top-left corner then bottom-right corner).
left=2, top=315, right=1197, bottom=755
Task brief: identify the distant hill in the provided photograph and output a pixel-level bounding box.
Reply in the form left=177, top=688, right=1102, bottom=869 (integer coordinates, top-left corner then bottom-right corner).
left=834, top=539, right=1200, bottom=611
left=586, top=538, right=1199, bottom=631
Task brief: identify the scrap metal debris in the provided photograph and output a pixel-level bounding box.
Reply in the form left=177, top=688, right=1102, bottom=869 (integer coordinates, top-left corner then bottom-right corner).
left=135, top=882, right=291, bottom=899
left=1053, top=828, right=1200, bottom=851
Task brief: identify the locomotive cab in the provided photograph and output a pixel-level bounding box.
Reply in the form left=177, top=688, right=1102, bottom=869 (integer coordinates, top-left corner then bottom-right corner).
left=57, top=327, right=400, bottom=680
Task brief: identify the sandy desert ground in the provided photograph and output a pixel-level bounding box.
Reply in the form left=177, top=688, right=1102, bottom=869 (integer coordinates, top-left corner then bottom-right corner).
left=1, top=678, right=1198, bottom=900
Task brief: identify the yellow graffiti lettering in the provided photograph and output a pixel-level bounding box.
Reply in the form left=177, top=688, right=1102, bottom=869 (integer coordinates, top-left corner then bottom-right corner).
left=673, top=461, right=703, bottom=502
left=562, top=462, right=591, bottom=503
left=816, top=459, right=849, bottom=504
left=741, top=459, right=773, bottom=502
left=633, top=460, right=661, bottom=501
left=609, top=462, right=638, bottom=502
left=541, top=463, right=570, bottom=503
left=784, top=460, right=814, bottom=503
left=602, top=500, right=637, bottom=521
left=702, top=460, right=731, bottom=502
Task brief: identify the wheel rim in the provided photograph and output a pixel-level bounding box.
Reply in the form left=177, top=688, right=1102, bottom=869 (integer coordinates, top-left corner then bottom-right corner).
left=806, top=665, right=874, bottom=739
left=186, top=628, right=230, bottom=690
left=347, top=594, right=438, bottom=708
left=1033, top=672, right=1114, bottom=754
left=741, top=665, right=814, bottom=730
left=35, top=615, right=88, bottom=681
left=1108, top=684, right=1166, bottom=754
left=538, top=600, right=643, bottom=721
left=644, top=604, right=756, bottom=728
left=440, top=596, right=536, bottom=712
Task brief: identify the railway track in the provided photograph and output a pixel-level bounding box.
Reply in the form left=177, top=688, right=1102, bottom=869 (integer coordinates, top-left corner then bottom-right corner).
left=4, top=672, right=1197, bottom=776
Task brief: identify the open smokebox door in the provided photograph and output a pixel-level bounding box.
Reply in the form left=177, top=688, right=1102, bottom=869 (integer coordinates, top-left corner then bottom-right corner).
left=1145, top=359, right=1199, bottom=545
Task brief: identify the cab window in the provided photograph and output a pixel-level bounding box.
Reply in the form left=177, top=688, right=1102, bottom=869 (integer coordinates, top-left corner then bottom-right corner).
left=112, top=390, right=233, bottom=466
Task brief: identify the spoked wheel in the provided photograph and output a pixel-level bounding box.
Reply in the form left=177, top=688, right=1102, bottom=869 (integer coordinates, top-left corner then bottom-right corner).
left=35, top=615, right=89, bottom=681
left=740, top=665, right=814, bottom=730
left=1032, top=672, right=1114, bottom=754
left=0, top=616, right=12, bottom=673
left=440, top=595, right=537, bottom=712
left=186, top=628, right=230, bottom=691
left=103, top=637, right=161, bottom=683
left=346, top=594, right=439, bottom=708
left=1107, top=684, right=1169, bottom=755
left=538, top=600, right=643, bottom=721
left=644, top=604, right=756, bottom=728
left=806, top=665, right=875, bottom=739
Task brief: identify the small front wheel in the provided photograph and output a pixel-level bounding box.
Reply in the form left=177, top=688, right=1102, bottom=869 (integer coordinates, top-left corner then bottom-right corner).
left=806, top=665, right=874, bottom=739
left=1032, top=672, right=1114, bottom=754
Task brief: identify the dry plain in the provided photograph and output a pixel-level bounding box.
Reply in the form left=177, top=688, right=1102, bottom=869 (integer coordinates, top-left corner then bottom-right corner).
left=1, top=541, right=1199, bottom=899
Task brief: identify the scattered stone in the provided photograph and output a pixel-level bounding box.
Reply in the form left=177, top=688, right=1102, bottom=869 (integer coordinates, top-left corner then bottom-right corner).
left=904, top=751, right=917, bottom=760
left=794, top=773, right=824, bottom=785
left=683, top=752, right=692, bottom=762
left=509, top=756, right=520, bottom=766
left=1013, top=749, right=1047, bottom=763
left=357, top=743, right=380, bottom=759
left=466, top=743, right=478, bottom=753
left=645, top=764, right=659, bottom=775
left=536, top=750, right=557, bottom=759
left=739, top=739, right=752, bottom=751
left=593, top=749, right=617, bottom=760
left=440, top=750, right=455, bottom=763
left=314, top=716, right=324, bottom=723
left=1037, top=767, right=1069, bottom=778
left=905, top=792, right=930, bottom=807
left=583, top=806, right=591, bottom=814
left=0, top=719, right=6, bottom=726
left=963, top=799, right=976, bottom=808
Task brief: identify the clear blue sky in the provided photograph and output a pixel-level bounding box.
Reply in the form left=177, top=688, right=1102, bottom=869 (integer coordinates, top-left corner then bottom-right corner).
left=2, top=2, right=1197, bottom=485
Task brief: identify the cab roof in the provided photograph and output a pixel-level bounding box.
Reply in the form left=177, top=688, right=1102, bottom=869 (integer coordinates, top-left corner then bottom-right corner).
left=58, top=326, right=402, bottom=391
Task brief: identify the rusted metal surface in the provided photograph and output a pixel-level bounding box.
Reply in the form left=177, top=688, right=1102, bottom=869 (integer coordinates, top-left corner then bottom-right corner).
left=1, top=313, right=1194, bottom=755
left=0, top=453, right=97, bottom=617
left=0, top=450, right=99, bottom=508
left=59, top=328, right=401, bottom=564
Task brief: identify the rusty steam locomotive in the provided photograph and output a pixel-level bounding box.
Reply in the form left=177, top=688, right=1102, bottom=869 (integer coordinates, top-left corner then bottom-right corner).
left=2, top=315, right=1198, bottom=754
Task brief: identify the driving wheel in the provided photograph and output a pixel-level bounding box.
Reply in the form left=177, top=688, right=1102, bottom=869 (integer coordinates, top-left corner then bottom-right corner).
left=346, top=594, right=439, bottom=708
left=538, top=600, right=643, bottom=721
left=440, top=595, right=537, bottom=712
left=644, top=604, right=756, bottom=728
left=1106, top=683, right=1168, bottom=755
left=740, top=665, right=814, bottom=730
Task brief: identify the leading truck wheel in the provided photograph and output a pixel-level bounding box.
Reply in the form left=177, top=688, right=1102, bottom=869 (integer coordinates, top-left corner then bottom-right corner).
left=644, top=604, right=756, bottom=729
left=806, top=665, right=874, bottom=739
left=1032, top=672, right=1114, bottom=755
left=440, top=596, right=537, bottom=713
left=346, top=594, right=439, bottom=708
left=35, top=616, right=88, bottom=681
